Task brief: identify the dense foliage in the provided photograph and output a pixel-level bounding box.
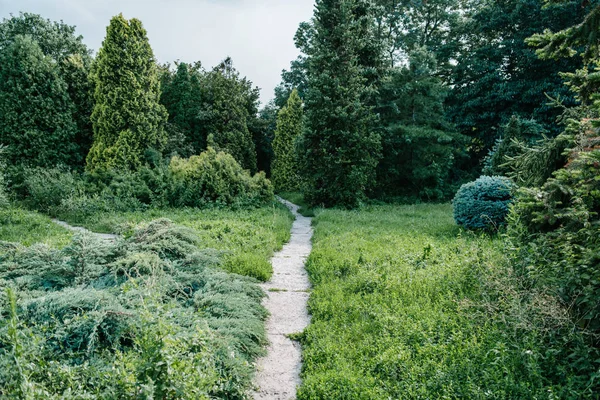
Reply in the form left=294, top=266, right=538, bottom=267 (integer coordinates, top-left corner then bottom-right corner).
left=509, top=149, right=600, bottom=329
left=169, top=148, right=273, bottom=208
left=299, top=0, right=382, bottom=208
left=12, top=149, right=274, bottom=224
left=271, top=89, right=303, bottom=192
left=0, top=13, right=94, bottom=168
left=0, top=35, right=79, bottom=168
left=0, top=220, right=269, bottom=398
left=482, top=116, right=547, bottom=177
left=376, top=49, right=467, bottom=200
left=453, top=176, right=515, bottom=230
left=87, top=14, right=168, bottom=172
left=447, top=0, right=587, bottom=157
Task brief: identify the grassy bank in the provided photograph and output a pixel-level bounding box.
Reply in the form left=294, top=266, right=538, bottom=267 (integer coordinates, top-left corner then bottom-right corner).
left=0, top=207, right=72, bottom=247
left=298, top=204, right=594, bottom=399
left=53, top=202, right=293, bottom=281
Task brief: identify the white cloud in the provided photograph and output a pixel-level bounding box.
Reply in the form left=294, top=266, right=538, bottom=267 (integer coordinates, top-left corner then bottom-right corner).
left=0, top=0, right=315, bottom=106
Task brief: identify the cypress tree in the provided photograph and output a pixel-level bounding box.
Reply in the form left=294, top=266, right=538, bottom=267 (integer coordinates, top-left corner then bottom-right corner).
left=87, top=14, right=167, bottom=171
left=0, top=35, right=78, bottom=167
left=300, top=0, right=381, bottom=208
left=272, top=89, right=303, bottom=191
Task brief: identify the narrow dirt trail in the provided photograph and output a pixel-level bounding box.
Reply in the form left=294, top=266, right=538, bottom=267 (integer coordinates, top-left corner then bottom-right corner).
left=52, top=219, right=118, bottom=241
left=253, top=198, right=313, bottom=400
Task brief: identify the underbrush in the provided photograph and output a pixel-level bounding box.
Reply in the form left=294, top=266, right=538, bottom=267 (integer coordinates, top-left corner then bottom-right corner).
left=298, top=204, right=599, bottom=399
left=0, top=207, right=72, bottom=248
left=7, top=147, right=274, bottom=219
left=0, top=219, right=268, bottom=398
left=52, top=205, right=293, bottom=282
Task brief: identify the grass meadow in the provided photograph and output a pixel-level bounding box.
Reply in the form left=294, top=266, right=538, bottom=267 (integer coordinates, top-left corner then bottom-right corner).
left=297, top=203, right=592, bottom=399
left=53, top=202, right=293, bottom=281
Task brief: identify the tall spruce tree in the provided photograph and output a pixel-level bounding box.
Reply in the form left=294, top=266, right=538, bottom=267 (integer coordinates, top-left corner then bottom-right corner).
left=446, top=0, right=588, bottom=160
left=300, top=0, right=382, bottom=208
left=87, top=14, right=167, bottom=171
left=0, top=35, right=78, bottom=167
left=376, top=48, right=467, bottom=200
left=272, top=89, right=303, bottom=191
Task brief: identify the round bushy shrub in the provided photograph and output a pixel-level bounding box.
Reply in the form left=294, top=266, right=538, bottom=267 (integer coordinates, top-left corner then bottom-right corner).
left=453, top=176, right=515, bottom=230
left=169, top=147, right=273, bottom=207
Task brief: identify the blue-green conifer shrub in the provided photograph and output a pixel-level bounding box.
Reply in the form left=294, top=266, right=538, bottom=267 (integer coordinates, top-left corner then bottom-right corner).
left=453, top=176, right=515, bottom=230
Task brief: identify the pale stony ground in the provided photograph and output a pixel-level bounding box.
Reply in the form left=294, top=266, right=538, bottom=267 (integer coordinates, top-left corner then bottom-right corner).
left=52, top=219, right=118, bottom=241
left=253, top=198, right=313, bottom=400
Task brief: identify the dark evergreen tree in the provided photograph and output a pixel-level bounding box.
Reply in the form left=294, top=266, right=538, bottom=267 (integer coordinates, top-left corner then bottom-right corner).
left=0, top=35, right=78, bottom=167
left=446, top=0, right=588, bottom=160
left=160, top=61, right=204, bottom=154
left=300, top=0, right=382, bottom=207
left=0, top=12, right=94, bottom=167
left=376, top=48, right=467, bottom=199
left=482, top=116, right=546, bottom=177
left=87, top=14, right=167, bottom=171
left=198, top=58, right=257, bottom=172
left=254, top=102, right=278, bottom=175
left=272, top=89, right=303, bottom=191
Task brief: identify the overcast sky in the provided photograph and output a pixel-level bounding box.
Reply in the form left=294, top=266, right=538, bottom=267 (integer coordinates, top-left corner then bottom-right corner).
left=0, top=0, right=315, bottom=106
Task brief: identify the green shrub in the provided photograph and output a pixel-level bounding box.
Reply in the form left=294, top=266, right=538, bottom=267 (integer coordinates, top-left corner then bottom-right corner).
left=508, top=149, right=600, bottom=333
left=453, top=176, right=515, bottom=230
left=169, top=147, right=273, bottom=207
left=0, top=219, right=268, bottom=398
left=21, top=167, right=80, bottom=213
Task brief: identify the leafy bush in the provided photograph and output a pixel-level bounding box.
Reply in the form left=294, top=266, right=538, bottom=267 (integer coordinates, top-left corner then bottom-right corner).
left=9, top=148, right=274, bottom=219
left=0, top=219, right=268, bottom=398
left=453, top=176, right=515, bottom=230
left=508, top=149, right=600, bottom=333
left=169, top=147, right=273, bottom=207
left=21, top=167, right=81, bottom=212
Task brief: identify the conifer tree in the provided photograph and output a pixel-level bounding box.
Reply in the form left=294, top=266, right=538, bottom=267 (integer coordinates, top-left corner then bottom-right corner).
left=272, top=89, right=303, bottom=191
left=0, top=12, right=94, bottom=167
left=199, top=58, right=257, bottom=172
left=160, top=62, right=203, bottom=153
left=300, top=0, right=382, bottom=208
left=87, top=14, right=167, bottom=171
left=0, top=35, right=78, bottom=167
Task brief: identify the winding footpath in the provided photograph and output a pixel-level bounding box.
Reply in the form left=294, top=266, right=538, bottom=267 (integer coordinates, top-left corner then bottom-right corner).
left=52, top=219, right=118, bottom=241
left=253, top=198, right=313, bottom=399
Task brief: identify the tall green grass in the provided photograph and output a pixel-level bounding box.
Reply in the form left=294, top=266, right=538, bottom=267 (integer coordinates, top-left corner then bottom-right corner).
left=298, top=204, right=596, bottom=399
left=0, top=207, right=71, bottom=247
left=53, top=202, right=293, bottom=281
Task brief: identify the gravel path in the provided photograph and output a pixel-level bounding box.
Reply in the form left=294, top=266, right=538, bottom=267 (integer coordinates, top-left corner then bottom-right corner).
left=52, top=219, right=118, bottom=241
left=253, top=198, right=313, bottom=400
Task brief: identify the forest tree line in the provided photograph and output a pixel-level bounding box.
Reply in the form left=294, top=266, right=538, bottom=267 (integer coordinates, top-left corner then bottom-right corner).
left=0, top=0, right=599, bottom=209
